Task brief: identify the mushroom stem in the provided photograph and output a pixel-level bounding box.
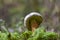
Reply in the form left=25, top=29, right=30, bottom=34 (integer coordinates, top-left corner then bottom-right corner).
left=31, top=20, right=39, bottom=32
left=31, top=27, right=36, bottom=32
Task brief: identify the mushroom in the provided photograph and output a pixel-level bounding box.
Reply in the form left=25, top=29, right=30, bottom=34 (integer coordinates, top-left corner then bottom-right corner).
left=24, top=12, right=43, bottom=32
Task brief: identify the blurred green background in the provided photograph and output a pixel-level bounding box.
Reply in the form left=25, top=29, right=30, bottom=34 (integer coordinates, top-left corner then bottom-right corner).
left=0, top=0, right=60, bottom=33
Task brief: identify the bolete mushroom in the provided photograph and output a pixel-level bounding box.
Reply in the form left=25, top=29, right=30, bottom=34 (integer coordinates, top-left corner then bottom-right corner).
left=24, top=12, right=43, bottom=32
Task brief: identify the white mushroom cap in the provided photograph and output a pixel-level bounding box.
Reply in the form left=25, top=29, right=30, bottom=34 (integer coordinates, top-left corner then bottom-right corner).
left=24, top=12, right=43, bottom=30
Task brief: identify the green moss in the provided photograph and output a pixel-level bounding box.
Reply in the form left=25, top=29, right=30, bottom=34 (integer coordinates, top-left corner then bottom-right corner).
left=0, top=27, right=59, bottom=40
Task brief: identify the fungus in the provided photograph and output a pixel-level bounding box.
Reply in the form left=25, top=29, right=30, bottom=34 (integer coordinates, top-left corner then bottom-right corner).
left=24, top=12, right=43, bottom=32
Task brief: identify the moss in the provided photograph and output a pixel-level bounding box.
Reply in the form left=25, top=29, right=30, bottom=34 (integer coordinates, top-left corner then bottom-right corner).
left=0, top=27, right=59, bottom=40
